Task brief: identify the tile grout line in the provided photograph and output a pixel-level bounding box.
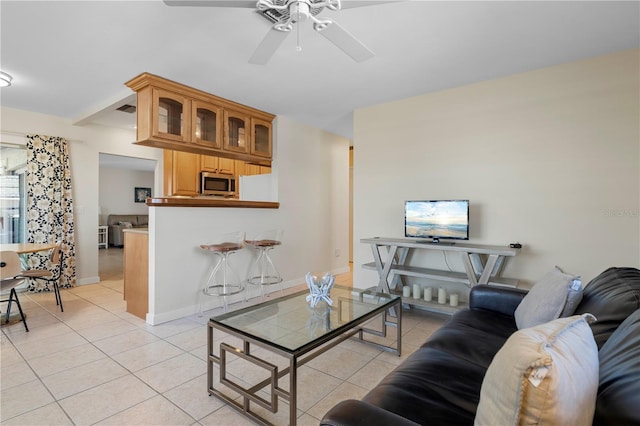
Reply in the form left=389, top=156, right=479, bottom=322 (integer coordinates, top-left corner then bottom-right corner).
left=3, top=284, right=199, bottom=424
left=3, top=261, right=445, bottom=425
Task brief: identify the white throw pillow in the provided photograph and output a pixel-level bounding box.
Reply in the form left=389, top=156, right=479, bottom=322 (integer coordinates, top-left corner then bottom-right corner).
left=515, top=266, right=583, bottom=329
left=474, top=314, right=599, bottom=426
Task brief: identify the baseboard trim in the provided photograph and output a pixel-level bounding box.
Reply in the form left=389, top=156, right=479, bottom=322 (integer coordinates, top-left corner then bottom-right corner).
left=76, top=276, right=101, bottom=286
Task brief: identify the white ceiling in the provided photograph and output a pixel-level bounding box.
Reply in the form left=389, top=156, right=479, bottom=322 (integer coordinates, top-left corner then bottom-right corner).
left=1, top=1, right=638, bottom=140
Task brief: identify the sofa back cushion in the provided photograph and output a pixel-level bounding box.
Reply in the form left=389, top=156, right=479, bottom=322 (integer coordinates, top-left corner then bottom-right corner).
left=136, top=215, right=149, bottom=227
left=574, top=267, right=640, bottom=348
left=593, top=308, right=640, bottom=425
left=107, top=215, right=139, bottom=226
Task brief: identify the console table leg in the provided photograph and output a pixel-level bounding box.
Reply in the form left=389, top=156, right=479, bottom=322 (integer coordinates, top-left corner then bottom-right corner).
left=389, top=247, right=408, bottom=291
left=372, top=244, right=398, bottom=293
left=461, top=252, right=478, bottom=286
left=479, top=254, right=500, bottom=284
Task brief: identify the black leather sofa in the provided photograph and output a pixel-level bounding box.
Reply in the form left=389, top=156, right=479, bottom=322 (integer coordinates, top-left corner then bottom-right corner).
left=321, top=267, right=640, bottom=426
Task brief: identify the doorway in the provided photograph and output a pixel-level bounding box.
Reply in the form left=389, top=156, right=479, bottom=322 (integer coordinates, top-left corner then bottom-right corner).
left=98, top=153, right=157, bottom=283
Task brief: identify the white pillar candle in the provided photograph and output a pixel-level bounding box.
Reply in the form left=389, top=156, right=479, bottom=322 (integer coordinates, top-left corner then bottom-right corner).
left=413, top=284, right=421, bottom=299
left=450, top=293, right=459, bottom=307
left=402, top=286, right=411, bottom=297
left=438, top=287, right=447, bottom=304
left=423, top=287, right=432, bottom=302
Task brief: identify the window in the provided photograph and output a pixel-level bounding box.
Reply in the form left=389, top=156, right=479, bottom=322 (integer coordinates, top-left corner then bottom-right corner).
left=0, top=144, right=27, bottom=243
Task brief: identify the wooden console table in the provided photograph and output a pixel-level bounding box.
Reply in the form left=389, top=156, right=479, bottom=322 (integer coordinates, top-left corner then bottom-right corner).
left=361, top=237, right=519, bottom=314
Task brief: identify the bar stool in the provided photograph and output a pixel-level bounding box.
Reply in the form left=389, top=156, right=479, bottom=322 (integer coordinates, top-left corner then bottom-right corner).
left=199, top=231, right=245, bottom=312
left=245, top=229, right=283, bottom=300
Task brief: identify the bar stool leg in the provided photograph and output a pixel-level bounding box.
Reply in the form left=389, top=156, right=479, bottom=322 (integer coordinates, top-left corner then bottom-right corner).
left=200, top=249, right=244, bottom=314
left=264, top=247, right=284, bottom=297
left=247, top=246, right=283, bottom=300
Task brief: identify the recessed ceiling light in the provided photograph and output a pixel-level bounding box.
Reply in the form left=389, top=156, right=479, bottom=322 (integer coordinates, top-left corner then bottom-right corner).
left=0, top=71, right=13, bottom=87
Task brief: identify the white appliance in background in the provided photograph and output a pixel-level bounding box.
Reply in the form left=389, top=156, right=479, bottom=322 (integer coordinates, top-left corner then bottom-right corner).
left=239, top=174, right=276, bottom=202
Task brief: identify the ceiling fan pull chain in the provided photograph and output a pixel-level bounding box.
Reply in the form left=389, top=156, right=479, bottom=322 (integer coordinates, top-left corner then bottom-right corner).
left=296, top=16, right=302, bottom=52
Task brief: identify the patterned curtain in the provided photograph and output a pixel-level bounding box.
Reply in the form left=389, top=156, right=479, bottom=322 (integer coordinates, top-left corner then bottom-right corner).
left=25, top=134, right=76, bottom=290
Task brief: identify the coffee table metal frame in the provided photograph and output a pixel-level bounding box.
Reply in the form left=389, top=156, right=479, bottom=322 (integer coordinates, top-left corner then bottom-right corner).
left=207, top=286, right=402, bottom=426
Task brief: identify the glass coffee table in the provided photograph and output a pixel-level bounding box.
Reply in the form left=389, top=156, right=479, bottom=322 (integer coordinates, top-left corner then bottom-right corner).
left=207, top=285, right=401, bottom=426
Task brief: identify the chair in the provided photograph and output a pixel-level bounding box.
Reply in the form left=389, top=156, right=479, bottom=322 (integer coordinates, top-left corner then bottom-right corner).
left=199, top=231, right=245, bottom=312
left=17, top=241, right=64, bottom=312
left=245, top=229, right=283, bottom=300
left=0, top=251, right=29, bottom=332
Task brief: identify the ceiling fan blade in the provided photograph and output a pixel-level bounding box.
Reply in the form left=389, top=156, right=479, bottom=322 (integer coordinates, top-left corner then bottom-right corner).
left=249, top=28, right=291, bottom=65
left=318, top=21, right=374, bottom=62
left=163, top=0, right=256, bottom=7
left=340, top=0, right=404, bottom=9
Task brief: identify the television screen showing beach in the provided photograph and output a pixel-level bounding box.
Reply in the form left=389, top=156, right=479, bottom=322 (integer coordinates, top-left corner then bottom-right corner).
left=405, top=200, right=468, bottom=239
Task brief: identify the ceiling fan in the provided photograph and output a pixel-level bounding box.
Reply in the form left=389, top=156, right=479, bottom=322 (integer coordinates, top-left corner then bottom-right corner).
left=163, top=0, right=399, bottom=64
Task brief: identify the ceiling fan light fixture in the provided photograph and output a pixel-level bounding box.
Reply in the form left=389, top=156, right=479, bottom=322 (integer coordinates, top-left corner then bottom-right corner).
left=0, top=71, right=13, bottom=87
left=290, top=2, right=311, bottom=23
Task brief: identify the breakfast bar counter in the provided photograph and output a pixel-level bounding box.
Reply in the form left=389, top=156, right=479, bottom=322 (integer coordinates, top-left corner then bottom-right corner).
left=146, top=196, right=279, bottom=209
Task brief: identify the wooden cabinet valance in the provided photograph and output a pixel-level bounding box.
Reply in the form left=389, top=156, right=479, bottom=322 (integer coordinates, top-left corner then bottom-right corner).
left=126, top=73, right=274, bottom=165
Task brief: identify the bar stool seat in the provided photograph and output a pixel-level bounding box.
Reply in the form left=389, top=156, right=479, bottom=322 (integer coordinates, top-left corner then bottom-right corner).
left=245, top=230, right=283, bottom=300
left=199, top=232, right=245, bottom=312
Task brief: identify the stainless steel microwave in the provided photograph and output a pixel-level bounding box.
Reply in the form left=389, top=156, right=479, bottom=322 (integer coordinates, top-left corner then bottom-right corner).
left=201, top=172, right=236, bottom=196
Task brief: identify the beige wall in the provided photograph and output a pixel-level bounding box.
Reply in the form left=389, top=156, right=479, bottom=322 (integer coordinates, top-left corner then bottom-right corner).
left=353, top=49, right=639, bottom=288
left=148, top=116, right=350, bottom=323
left=1, top=108, right=163, bottom=284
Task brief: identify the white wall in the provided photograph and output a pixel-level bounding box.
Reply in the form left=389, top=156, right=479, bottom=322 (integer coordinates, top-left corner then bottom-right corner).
left=147, top=117, right=349, bottom=324
left=2, top=107, right=350, bottom=323
left=353, top=49, right=640, bottom=289
left=149, top=116, right=350, bottom=323
left=1, top=107, right=164, bottom=284
left=99, top=167, right=154, bottom=224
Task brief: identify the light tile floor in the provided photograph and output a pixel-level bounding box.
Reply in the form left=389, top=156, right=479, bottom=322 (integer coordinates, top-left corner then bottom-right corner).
left=1, top=251, right=447, bottom=425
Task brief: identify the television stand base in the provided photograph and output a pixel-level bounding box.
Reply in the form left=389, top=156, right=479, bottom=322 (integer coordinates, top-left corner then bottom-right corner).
left=361, top=237, right=520, bottom=314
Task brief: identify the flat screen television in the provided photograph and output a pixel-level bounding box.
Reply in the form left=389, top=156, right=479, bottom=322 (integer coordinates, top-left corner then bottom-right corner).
left=404, top=200, right=469, bottom=242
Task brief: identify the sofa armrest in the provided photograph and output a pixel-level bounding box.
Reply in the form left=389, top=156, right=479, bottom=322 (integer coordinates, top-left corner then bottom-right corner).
left=469, top=284, right=528, bottom=316
left=109, top=225, right=127, bottom=247
left=321, top=400, right=420, bottom=426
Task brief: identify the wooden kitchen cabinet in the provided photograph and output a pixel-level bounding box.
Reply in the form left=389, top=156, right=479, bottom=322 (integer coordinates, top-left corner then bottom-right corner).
left=244, top=163, right=261, bottom=176
left=192, top=100, right=222, bottom=149
left=251, top=118, right=272, bottom=158
left=163, top=150, right=200, bottom=196
left=124, top=230, right=148, bottom=320
left=219, top=157, right=235, bottom=175
left=224, top=109, right=250, bottom=154
left=152, top=88, right=191, bottom=143
left=127, top=73, right=274, bottom=164
left=164, top=150, right=240, bottom=196
left=235, top=159, right=246, bottom=177
left=201, top=155, right=235, bottom=175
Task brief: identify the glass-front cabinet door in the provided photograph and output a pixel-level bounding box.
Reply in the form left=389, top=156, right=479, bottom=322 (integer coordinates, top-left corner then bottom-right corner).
left=152, top=89, right=190, bottom=142
left=251, top=118, right=272, bottom=158
left=224, top=110, right=250, bottom=154
left=192, top=100, right=222, bottom=149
